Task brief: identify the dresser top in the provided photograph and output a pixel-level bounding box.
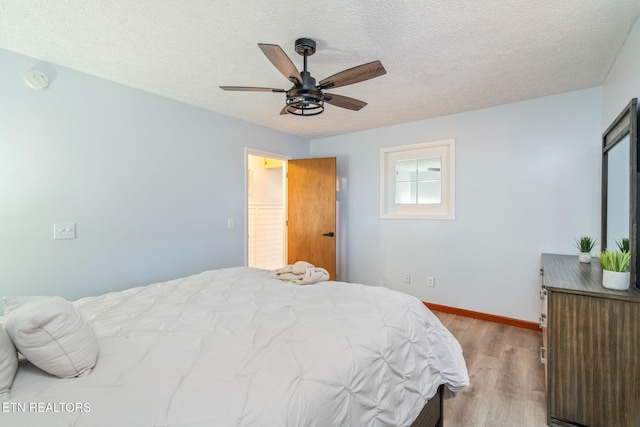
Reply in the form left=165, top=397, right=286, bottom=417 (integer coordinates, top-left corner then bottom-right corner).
left=541, top=253, right=640, bottom=301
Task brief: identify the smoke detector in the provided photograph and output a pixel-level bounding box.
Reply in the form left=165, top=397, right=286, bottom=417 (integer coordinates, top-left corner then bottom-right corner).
left=23, top=70, right=49, bottom=90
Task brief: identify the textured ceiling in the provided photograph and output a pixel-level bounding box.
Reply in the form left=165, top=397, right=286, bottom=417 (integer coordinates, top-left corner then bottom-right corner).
left=1, top=1, right=639, bottom=139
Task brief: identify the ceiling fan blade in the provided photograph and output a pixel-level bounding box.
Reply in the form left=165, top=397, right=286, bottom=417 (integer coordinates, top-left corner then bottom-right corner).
left=258, top=43, right=302, bottom=84
left=319, top=60, right=386, bottom=90
left=220, top=86, right=285, bottom=92
left=324, top=93, right=367, bottom=111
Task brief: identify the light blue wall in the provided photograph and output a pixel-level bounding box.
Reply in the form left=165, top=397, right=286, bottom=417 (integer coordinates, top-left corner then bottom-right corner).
left=310, top=89, right=602, bottom=322
left=0, top=49, right=309, bottom=309
left=602, top=16, right=640, bottom=125
left=309, top=16, right=640, bottom=323
left=2, top=16, right=638, bottom=321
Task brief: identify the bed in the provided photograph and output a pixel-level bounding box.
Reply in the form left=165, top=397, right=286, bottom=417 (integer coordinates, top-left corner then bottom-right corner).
left=1, top=266, right=469, bottom=426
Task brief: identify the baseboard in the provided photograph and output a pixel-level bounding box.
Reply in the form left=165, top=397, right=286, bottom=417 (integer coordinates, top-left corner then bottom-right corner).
left=423, top=302, right=540, bottom=331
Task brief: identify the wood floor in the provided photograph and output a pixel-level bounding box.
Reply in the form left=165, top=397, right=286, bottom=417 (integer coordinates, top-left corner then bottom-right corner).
left=433, top=311, right=548, bottom=427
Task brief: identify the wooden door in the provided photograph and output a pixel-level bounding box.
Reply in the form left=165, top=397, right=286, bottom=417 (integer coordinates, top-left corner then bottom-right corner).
left=287, top=157, right=336, bottom=279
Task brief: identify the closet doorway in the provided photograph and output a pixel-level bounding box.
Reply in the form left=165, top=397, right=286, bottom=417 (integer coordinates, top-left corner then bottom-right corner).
left=246, top=151, right=337, bottom=279
left=246, top=152, right=287, bottom=270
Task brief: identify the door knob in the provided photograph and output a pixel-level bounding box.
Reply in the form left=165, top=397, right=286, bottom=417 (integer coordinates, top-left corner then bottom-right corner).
left=322, top=232, right=335, bottom=237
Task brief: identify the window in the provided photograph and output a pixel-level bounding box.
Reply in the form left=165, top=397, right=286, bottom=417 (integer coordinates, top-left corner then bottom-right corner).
left=395, top=157, right=442, bottom=204
left=380, top=139, right=455, bottom=219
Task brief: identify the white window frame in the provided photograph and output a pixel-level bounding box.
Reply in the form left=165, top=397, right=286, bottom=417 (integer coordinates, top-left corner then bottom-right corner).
left=380, top=139, right=455, bottom=220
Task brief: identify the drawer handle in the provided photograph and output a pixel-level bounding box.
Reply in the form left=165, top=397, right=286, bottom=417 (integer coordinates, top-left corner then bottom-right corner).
left=539, top=346, right=547, bottom=364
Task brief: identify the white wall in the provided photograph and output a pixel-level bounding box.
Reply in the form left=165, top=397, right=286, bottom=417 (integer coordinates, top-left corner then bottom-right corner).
left=247, top=155, right=284, bottom=206
left=0, top=49, right=309, bottom=311
left=311, top=88, right=602, bottom=322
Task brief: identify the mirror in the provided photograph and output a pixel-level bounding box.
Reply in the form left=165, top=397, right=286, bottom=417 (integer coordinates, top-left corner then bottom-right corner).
left=606, top=134, right=630, bottom=249
left=602, top=98, right=638, bottom=289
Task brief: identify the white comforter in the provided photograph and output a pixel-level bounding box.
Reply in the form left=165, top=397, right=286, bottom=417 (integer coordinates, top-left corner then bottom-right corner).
left=3, top=267, right=468, bottom=427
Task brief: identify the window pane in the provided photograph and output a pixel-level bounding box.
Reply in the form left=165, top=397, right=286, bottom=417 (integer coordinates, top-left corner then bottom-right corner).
left=417, top=180, right=441, bottom=204
left=395, top=182, right=416, bottom=204
left=396, top=159, right=417, bottom=182
left=417, top=157, right=441, bottom=180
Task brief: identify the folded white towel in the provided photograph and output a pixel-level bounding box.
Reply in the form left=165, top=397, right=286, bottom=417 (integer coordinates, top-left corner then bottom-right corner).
left=276, top=261, right=329, bottom=285
left=291, top=261, right=314, bottom=275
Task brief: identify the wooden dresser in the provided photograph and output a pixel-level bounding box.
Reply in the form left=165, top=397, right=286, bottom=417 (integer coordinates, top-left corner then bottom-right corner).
left=541, top=254, right=640, bottom=426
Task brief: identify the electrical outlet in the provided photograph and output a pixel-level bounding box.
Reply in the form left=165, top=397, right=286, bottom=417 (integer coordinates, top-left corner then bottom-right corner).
left=427, top=277, right=435, bottom=287
left=54, top=222, right=76, bottom=240
left=403, top=273, right=411, bottom=284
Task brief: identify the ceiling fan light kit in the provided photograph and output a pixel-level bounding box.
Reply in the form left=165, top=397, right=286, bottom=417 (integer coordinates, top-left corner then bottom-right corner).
left=221, top=38, right=386, bottom=117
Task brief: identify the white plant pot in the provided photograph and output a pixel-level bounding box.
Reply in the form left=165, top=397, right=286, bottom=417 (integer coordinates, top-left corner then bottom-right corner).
left=578, top=252, right=592, bottom=263
left=602, top=270, right=630, bottom=290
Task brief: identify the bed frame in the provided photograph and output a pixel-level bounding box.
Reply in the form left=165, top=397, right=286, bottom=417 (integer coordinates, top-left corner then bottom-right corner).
left=410, top=385, right=444, bottom=427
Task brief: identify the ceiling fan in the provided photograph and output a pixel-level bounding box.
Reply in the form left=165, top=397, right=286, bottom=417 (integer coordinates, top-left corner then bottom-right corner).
left=220, top=38, right=386, bottom=116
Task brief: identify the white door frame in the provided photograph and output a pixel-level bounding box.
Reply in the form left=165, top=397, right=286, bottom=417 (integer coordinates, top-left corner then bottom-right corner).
left=244, top=147, right=290, bottom=267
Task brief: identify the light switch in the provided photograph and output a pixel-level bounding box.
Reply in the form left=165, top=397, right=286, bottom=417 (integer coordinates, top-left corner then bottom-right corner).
left=54, top=222, right=76, bottom=240
left=227, top=218, right=234, bottom=229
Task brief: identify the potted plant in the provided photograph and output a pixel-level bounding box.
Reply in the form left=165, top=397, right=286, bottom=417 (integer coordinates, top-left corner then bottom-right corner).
left=574, top=236, right=597, bottom=263
left=598, top=249, right=631, bottom=290
left=616, top=237, right=630, bottom=253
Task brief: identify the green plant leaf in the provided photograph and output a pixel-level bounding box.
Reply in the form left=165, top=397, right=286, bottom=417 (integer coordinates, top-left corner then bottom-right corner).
left=616, top=237, right=630, bottom=253
left=574, top=236, right=597, bottom=252
left=598, top=249, right=631, bottom=272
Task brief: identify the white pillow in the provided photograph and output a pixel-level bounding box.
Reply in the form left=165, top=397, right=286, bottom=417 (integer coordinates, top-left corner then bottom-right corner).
left=3, top=296, right=98, bottom=378
left=0, top=325, right=18, bottom=400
